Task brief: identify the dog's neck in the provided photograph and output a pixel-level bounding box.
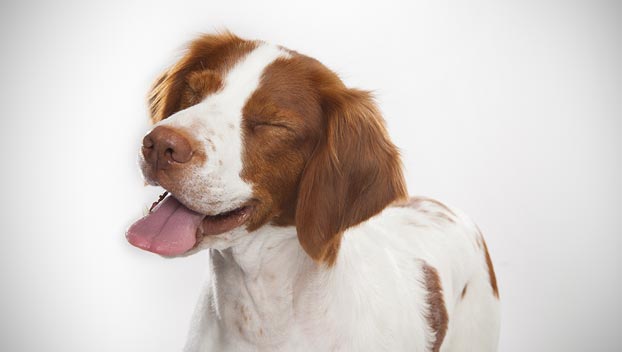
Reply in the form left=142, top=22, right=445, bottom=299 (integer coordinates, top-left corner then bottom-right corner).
left=227, top=225, right=306, bottom=278
left=206, top=225, right=325, bottom=346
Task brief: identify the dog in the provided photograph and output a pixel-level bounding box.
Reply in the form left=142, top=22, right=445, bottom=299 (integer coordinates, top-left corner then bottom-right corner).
left=126, top=32, right=500, bottom=352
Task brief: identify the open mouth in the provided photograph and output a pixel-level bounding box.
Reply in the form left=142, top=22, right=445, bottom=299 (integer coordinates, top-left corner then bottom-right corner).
left=126, top=192, right=253, bottom=256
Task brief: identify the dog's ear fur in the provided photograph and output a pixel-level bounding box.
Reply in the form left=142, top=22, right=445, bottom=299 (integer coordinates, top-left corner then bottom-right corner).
left=147, top=32, right=251, bottom=123
left=295, top=89, right=408, bottom=265
left=147, top=70, right=172, bottom=123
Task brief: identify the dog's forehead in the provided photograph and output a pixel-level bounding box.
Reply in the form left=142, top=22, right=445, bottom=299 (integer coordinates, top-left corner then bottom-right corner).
left=198, top=43, right=291, bottom=120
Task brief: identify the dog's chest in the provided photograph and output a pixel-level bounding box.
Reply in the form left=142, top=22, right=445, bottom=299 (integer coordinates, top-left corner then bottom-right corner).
left=210, top=261, right=344, bottom=350
left=210, top=268, right=428, bottom=352
left=220, top=280, right=295, bottom=343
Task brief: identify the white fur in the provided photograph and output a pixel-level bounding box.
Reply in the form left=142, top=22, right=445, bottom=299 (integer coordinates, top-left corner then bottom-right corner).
left=183, top=200, right=500, bottom=351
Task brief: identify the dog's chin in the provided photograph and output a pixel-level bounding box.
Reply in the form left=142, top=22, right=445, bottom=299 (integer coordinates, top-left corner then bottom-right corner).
left=126, top=191, right=255, bottom=257
left=180, top=225, right=254, bottom=256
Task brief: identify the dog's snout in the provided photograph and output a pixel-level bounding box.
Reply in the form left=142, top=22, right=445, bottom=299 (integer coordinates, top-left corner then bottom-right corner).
left=142, top=126, right=194, bottom=170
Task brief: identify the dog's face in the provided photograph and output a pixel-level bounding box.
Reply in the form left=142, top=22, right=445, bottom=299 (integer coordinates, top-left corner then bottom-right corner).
left=127, top=33, right=407, bottom=264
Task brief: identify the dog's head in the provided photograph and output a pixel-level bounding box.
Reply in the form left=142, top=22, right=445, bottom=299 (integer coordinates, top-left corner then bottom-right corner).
left=127, top=33, right=407, bottom=264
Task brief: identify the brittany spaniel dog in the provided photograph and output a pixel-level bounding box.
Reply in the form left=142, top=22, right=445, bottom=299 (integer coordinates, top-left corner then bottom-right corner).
left=127, top=32, right=500, bottom=352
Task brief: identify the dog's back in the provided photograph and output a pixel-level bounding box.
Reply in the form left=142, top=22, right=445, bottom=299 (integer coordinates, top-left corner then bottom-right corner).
left=364, top=198, right=501, bottom=351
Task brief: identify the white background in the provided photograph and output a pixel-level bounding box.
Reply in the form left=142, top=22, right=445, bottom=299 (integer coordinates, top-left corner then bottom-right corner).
left=0, top=0, right=620, bottom=351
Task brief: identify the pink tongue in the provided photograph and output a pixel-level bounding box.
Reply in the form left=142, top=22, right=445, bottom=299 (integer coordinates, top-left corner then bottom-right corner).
left=126, top=195, right=205, bottom=256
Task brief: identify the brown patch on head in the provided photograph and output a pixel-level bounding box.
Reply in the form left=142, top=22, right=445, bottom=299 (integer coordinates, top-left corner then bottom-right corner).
left=420, top=261, right=448, bottom=352
left=147, top=32, right=257, bottom=123
left=240, top=53, right=407, bottom=265
left=240, top=55, right=324, bottom=233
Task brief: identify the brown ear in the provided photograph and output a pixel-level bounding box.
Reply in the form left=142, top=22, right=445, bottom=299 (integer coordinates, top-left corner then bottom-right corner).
left=147, top=70, right=173, bottom=123
left=295, top=89, right=408, bottom=265
left=147, top=32, right=253, bottom=123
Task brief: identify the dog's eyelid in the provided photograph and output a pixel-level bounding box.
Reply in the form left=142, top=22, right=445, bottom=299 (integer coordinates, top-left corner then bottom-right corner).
left=252, top=120, right=293, bottom=132
left=260, top=122, right=287, bottom=128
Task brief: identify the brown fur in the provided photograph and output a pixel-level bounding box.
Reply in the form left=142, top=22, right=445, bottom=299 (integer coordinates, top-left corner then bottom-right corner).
left=474, top=226, right=499, bottom=298
left=294, top=87, right=408, bottom=265
left=482, top=237, right=499, bottom=298
left=240, top=55, right=325, bottom=232
left=420, top=261, right=449, bottom=352
left=148, top=32, right=256, bottom=123
left=240, top=52, right=407, bottom=265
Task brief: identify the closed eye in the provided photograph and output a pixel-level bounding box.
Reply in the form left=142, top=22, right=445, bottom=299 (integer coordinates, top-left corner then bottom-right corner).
left=252, top=122, right=292, bottom=132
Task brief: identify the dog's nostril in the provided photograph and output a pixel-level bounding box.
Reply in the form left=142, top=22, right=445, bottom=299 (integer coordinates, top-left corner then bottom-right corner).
left=143, top=126, right=194, bottom=170
left=143, top=135, right=153, bottom=148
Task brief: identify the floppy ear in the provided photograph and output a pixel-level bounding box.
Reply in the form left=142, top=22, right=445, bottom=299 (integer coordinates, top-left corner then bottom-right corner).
left=147, top=67, right=224, bottom=124
left=147, top=31, right=247, bottom=123
left=147, top=70, right=173, bottom=123
left=295, top=89, right=408, bottom=265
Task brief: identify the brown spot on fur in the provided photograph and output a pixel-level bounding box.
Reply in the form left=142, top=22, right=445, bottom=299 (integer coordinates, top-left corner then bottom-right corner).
left=236, top=321, right=243, bottom=335
left=461, top=284, right=468, bottom=299
left=240, top=305, right=250, bottom=322
left=481, top=237, right=499, bottom=298
left=420, top=261, right=448, bottom=352
left=475, top=226, right=499, bottom=298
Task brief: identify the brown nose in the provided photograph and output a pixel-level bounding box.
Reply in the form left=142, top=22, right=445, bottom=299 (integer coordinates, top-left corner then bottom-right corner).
left=142, top=126, right=193, bottom=170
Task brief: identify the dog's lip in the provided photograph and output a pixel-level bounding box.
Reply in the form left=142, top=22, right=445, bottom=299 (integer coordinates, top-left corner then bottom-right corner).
left=149, top=190, right=255, bottom=219
left=196, top=204, right=255, bottom=239
left=201, top=201, right=256, bottom=217
left=202, top=204, right=255, bottom=230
